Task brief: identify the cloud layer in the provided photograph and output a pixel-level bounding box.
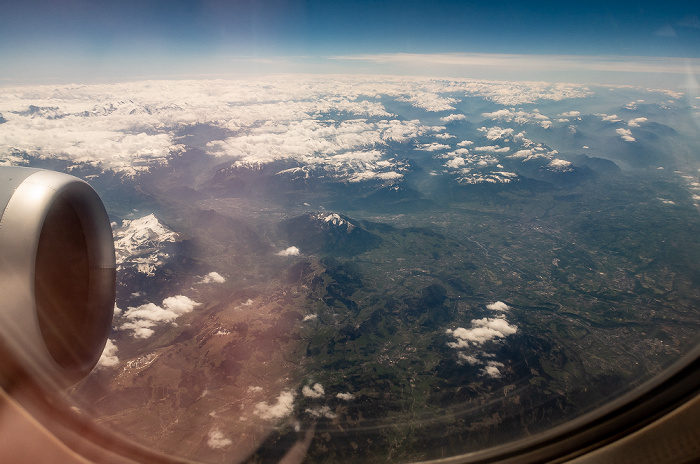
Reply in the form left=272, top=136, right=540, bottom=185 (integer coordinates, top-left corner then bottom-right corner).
left=120, top=295, right=201, bottom=338
left=445, top=302, right=518, bottom=378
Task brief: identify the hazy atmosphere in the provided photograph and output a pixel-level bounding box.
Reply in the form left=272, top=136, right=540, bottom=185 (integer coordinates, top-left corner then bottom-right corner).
left=2, top=1, right=700, bottom=463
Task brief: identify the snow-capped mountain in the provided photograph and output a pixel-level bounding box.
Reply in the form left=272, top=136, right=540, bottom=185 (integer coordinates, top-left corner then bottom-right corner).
left=279, top=212, right=381, bottom=257
left=113, top=214, right=178, bottom=276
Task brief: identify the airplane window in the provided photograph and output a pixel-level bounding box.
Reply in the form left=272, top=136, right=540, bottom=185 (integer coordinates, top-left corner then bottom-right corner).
left=1, top=1, right=700, bottom=463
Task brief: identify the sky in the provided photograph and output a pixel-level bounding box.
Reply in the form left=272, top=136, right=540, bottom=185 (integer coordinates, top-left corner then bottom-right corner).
left=1, top=0, right=700, bottom=85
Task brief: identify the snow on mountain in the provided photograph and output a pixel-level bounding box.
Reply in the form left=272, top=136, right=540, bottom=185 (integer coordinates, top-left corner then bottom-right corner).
left=113, top=214, right=178, bottom=276
left=318, top=212, right=353, bottom=230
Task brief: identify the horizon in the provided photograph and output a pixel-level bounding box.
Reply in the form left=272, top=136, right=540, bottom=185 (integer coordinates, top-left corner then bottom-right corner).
left=1, top=1, right=699, bottom=88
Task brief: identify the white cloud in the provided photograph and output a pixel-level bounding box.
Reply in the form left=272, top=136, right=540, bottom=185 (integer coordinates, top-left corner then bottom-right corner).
left=302, top=383, right=325, bottom=398
left=478, top=126, right=514, bottom=141
left=305, top=406, right=338, bottom=419
left=486, top=301, right=509, bottom=311
left=473, top=145, right=510, bottom=153
left=119, top=323, right=154, bottom=339
left=336, top=392, right=354, bottom=401
left=434, top=133, right=454, bottom=139
left=96, top=339, right=119, bottom=368
left=416, top=142, right=450, bottom=151
left=482, top=360, right=505, bottom=378
left=446, top=317, right=518, bottom=347
left=0, top=77, right=589, bottom=186
left=457, top=140, right=474, bottom=147
left=347, top=170, right=403, bottom=183
left=445, top=308, right=518, bottom=374
left=599, top=113, right=622, bottom=122
left=302, top=314, right=318, bottom=322
left=445, top=157, right=466, bottom=169
left=277, top=246, right=300, bottom=256
left=254, top=390, right=296, bottom=420
left=441, top=114, right=467, bottom=122
left=628, top=117, right=647, bottom=127
left=199, top=271, right=226, bottom=284
left=616, top=127, right=636, bottom=142
left=397, top=92, right=459, bottom=111
left=509, top=149, right=534, bottom=158
left=207, top=429, right=233, bottom=449
left=121, top=295, right=200, bottom=338
left=655, top=24, right=677, bottom=37
left=458, top=353, right=480, bottom=365
left=558, top=111, right=580, bottom=117
left=113, top=303, right=122, bottom=316
left=482, top=108, right=550, bottom=126
left=163, top=295, right=200, bottom=314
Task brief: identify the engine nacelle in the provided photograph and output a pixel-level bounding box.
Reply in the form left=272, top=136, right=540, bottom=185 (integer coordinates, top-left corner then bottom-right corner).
left=0, top=167, right=115, bottom=387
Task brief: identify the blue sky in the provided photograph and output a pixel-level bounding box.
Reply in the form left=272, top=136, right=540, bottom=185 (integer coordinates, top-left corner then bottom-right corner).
left=1, top=0, right=699, bottom=84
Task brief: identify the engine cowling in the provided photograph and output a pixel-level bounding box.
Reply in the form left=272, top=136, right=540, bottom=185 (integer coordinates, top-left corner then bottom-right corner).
left=0, top=167, right=115, bottom=387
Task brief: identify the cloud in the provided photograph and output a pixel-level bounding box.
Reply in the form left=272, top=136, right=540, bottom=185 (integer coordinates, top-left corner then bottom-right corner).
left=655, top=24, right=677, bottom=37
left=473, top=145, right=510, bottom=153
left=678, top=15, right=700, bottom=28
left=441, top=114, right=467, bottom=122
left=478, top=126, right=514, bottom=141
left=120, top=295, right=200, bottom=338
left=302, top=383, right=325, bottom=398
left=509, top=149, right=534, bottom=158
left=628, top=117, right=647, bottom=127
left=482, top=108, right=551, bottom=126
left=207, top=429, right=232, bottom=449
left=164, top=295, right=200, bottom=314
left=336, top=392, right=354, bottom=401
left=457, top=140, right=474, bottom=147
left=305, top=406, right=338, bottom=419
left=0, top=78, right=420, bottom=181
left=331, top=53, right=700, bottom=80
left=482, top=360, right=505, bottom=378
left=445, top=305, right=518, bottom=375
left=458, top=353, right=480, bottom=365
left=616, top=127, right=636, bottom=142
left=96, top=339, right=119, bottom=368
left=558, top=111, right=580, bottom=117
left=118, top=322, right=154, bottom=339
left=347, top=170, right=403, bottom=183
left=254, top=390, right=296, bottom=420
left=397, top=92, right=459, bottom=111
left=446, top=317, right=518, bottom=347
left=199, top=271, right=226, bottom=284
left=302, top=314, right=318, bottom=322
left=486, top=301, right=509, bottom=311
left=434, top=133, right=454, bottom=139
left=416, top=142, right=450, bottom=151
left=445, top=157, right=466, bottom=169
left=599, top=113, right=622, bottom=122
left=277, top=246, right=300, bottom=256
left=208, top=116, right=436, bottom=182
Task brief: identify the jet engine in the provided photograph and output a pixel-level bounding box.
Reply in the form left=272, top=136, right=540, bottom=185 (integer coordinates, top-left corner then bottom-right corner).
left=0, top=167, right=115, bottom=388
